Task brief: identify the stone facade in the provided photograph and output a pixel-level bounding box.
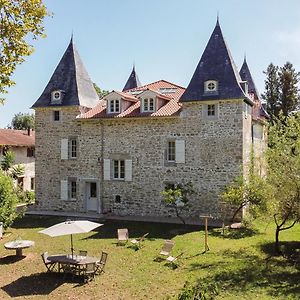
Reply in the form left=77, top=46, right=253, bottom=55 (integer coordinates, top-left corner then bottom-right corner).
left=32, top=22, right=268, bottom=223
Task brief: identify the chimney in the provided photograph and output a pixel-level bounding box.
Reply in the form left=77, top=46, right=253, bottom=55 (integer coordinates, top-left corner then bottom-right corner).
left=27, top=127, right=31, bottom=136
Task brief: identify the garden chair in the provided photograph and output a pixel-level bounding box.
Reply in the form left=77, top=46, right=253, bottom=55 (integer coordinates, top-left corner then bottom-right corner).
left=96, top=251, right=108, bottom=275
left=41, top=252, right=58, bottom=272
left=79, top=250, right=88, bottom=257
left=130, top=232, right=149, bottom=249
left=159, top=240, right=174, bottom=257
left=82, top=262, right=97, bottom=283
left=117, top=228, right=129, bottom=245
left=166, top=252, right=184, bottom=265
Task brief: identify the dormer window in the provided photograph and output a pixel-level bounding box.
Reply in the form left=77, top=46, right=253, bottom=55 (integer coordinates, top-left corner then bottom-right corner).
left=142, top=98, right=155, bottom=112
left=204, top=80, right=218, bottom=93
left=51, top=90, right=63, bottom=104
left=108, top=99, right=120, bottom=113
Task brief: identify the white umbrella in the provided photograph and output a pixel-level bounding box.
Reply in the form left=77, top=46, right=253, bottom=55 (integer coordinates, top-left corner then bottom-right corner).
left=39, top=220, right=103, bottom=257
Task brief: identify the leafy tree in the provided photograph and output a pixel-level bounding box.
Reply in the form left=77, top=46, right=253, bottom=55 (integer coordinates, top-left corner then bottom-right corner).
left=11, top=112, right=35, bottom=130
left=0, top=170, right=19, bottom=229
left=1, top=150, right=15, bottom=172
left=220, top=174, right=270, bottom=223
left=161, top=182, right=194, bottom=224
left=0, top=0, right=49, bottom=103
left=93, top=83, right=109, bottom=99
left=267, top=114, right=300, bottom=252
left=262, top=62, right=300, bottom=118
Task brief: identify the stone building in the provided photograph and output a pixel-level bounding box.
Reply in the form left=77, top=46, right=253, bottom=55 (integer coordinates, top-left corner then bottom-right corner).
left=0, top=129, right=35, bottom=191
left=31, top=21, right=267, bottom=222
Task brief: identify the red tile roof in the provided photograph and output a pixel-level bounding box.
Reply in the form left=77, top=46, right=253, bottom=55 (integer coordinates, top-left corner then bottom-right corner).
left=79, top=80, right=185, bottom=119
left=0, top=129, right=35, bottom=147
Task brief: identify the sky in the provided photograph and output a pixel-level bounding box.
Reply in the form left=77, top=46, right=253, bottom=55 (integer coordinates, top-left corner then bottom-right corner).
left=1, top=0, right=300, bottom=128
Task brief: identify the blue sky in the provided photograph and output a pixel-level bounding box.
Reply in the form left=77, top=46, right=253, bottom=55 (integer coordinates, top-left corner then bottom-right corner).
left=1, top=0, right=300, bottom=127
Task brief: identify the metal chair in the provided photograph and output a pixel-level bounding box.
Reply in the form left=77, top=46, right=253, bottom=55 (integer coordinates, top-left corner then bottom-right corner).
left=79, top=250, right=87, bottom=257
left=41, top=252, right=58, bottom=272
left=82, top=262, right=97, bottom=283
left=96, top=251, right=108, bottom=275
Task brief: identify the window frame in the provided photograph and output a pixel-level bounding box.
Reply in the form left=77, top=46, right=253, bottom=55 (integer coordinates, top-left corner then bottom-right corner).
left=108, top=99, right=121, bottom=113
left=204, top=80, right=218, bottom=93
left=69, top=138, right=77, bottom=159
left=53, top=110, right=60, bottom=121
left=167, top=140, right=176, bottom=162
left=113, top=159, right=125, bottom=180
left=207, top=104, right=216, bottom=116
left=142, top=97, right=155, bottom=112
left=70, top=180, right=77, bottom=200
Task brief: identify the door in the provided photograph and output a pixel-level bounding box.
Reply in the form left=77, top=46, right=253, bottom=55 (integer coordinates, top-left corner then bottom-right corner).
left=86, top=182, right=98, bottom=212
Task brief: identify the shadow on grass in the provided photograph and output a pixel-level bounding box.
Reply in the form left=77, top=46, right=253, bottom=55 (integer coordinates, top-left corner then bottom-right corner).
left=261, top=241, right=300, bottom=261
left=187, top=246, right=300, bottom=299
left=0, top=255, right=26, bottom=265
left=12, top=215, right=201, bottom=240
left=1, top=273, right=66, bottom=297
left=210, top=227, right=260, bottom=239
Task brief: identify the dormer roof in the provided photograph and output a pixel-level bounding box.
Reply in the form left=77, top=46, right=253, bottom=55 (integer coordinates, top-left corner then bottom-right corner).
left=122, top=66, right=141, bottom=91
left=32, top=38, right=99, bottom=109
left=180, top=20, right=249, bottom=103
left=104, top=91, right=138, bottom=102
left=138, top=88, right=172, bottom=101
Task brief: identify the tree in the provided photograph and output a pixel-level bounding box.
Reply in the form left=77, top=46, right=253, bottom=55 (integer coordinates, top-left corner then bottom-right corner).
left=11, top=112, right=35, bottom=130
left=220, top=174, right=270, bottom=223
left=0, top=170, right=19, bottom=229
left=161, top=182, right=195, bottom=224
left=0, top=1, right=49, bottom=103
left=267, top=114, right=300, bottom=252
left=1, top=150, right=15, bottom=173
left=262, top=62, right=300, bottom=118
left=262, top=63, right=280, bottom=117
left=93, top=83, right=109, bottom=99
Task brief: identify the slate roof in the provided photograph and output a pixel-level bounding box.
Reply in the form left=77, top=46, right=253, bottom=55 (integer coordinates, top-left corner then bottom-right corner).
left=180, top=20, right=250, bottom=103
left=32, top=38, right=99, bottom=109
left=79, top=80, right=185, bottom=119
left=0, top=129, right=35, bottom=147
left=122, top=66, right=141, bottom=91
left=239, top=58, right=269, bottom=120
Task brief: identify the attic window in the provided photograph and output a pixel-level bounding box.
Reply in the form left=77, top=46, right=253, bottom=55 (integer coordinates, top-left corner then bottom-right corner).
left=51, top=90, right=62, bottom=103
left=108, top=99, right=120, bottom=113
left=204, top=80, right=218, bottom=93
left=142, top=98, right=155, bottom=112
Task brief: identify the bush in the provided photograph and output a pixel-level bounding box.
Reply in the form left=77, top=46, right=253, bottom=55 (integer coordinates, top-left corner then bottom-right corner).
left=176, top=281, right=219, bottom=300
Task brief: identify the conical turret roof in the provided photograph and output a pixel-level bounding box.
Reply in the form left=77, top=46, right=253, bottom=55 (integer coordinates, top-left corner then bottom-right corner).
left=122, top=66, right=141, bottom=91
left=32, top=38, right=99, bottom=108
left=180, top=20, right=248, bottom=102
left=239, top=57, right=259, bottom=100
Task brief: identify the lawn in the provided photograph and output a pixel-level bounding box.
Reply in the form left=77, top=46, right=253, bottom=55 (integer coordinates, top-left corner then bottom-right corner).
left=0, top=215, right=299, bottom=299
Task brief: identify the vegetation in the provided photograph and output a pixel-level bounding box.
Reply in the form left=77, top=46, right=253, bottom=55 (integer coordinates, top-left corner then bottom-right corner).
left=262, top=62, right=300, bottom=118
left=0, top=0, right=49, bottom=103
left=161, top=182, right=195, bottom=224
left=93, top=82, right=109, bottom=99
left=267, top=114, right=300, bottom=252
left=0, top=170, right=19, bottom=228
left=11, top=112, right=35, bottom=130
left=0, top=216, right=299, bottom=299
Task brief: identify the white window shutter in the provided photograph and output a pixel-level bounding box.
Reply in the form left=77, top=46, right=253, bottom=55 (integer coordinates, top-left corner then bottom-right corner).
left=103, top=159, right=111, bottom=180
left=125, top=159, right=132, bottom=181
left=61, top=139, right=68, bottom=159
left=60, top=180, right=68, bottom=200
left=175, top=140, right=185, bottom=163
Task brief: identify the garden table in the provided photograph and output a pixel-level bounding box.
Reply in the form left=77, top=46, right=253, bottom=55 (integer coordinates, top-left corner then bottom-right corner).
left=4, top=239, right=35, bottom=257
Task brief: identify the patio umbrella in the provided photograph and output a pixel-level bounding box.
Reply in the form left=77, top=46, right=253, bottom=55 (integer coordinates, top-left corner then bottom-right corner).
left=39, top=220, right=103, bottom=257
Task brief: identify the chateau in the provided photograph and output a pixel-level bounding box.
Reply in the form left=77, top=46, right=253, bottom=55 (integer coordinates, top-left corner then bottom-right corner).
left=31, top=21, right=267, bottom=222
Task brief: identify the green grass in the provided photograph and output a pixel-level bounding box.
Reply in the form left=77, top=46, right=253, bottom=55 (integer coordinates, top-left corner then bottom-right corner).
left=0, top=216, right=299, bottom=299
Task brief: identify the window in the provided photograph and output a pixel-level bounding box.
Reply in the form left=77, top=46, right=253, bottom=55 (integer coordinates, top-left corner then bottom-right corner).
left=90, top=182, right=97, bottom=198
left=204, top=80, right=218, bottom=92
left=113, top=160, right=125, bottom=179
left=70, top=181, right=77, bottom=199
left=27, top=147, right=35, bottom=157
left=70, top=139, right=77, bottom=158
left=51, top=90, right=62, bottom=103
left=108, top=99, right=120, bottom=113
left=142, top=98, right=155, bottom=112
left=53, top=110, right=60, bottom=121
left=167, top=141, right=176, bottom=162
left=30, top=177, right=35, bottom=190
left=207, top=104, right=216, bottom=116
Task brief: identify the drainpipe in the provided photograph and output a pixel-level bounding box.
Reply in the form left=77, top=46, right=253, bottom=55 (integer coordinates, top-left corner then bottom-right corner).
left=100, top=120, right=104, bottom=214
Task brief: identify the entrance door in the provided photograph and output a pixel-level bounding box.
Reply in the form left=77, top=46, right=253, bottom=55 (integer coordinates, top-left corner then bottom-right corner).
left=86, top=182, right=98, bottom=212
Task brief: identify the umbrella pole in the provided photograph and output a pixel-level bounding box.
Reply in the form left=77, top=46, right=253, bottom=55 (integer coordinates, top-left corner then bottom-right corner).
left=71, top=234, right=74, bottom=258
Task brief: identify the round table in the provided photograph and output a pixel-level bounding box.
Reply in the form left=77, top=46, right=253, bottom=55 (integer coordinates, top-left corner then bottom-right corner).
left=4, top=240, right=35, bottom=257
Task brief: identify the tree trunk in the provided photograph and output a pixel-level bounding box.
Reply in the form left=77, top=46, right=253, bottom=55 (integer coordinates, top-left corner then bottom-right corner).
left=175, top=206, right=186, bottom=225
left=275, top=226, right=281, bottom=253
left=231, top=203, right=244, bottom=223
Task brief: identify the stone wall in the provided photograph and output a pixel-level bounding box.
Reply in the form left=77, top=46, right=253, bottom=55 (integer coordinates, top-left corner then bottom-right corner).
left=34, top=99, right=251, bottom=221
